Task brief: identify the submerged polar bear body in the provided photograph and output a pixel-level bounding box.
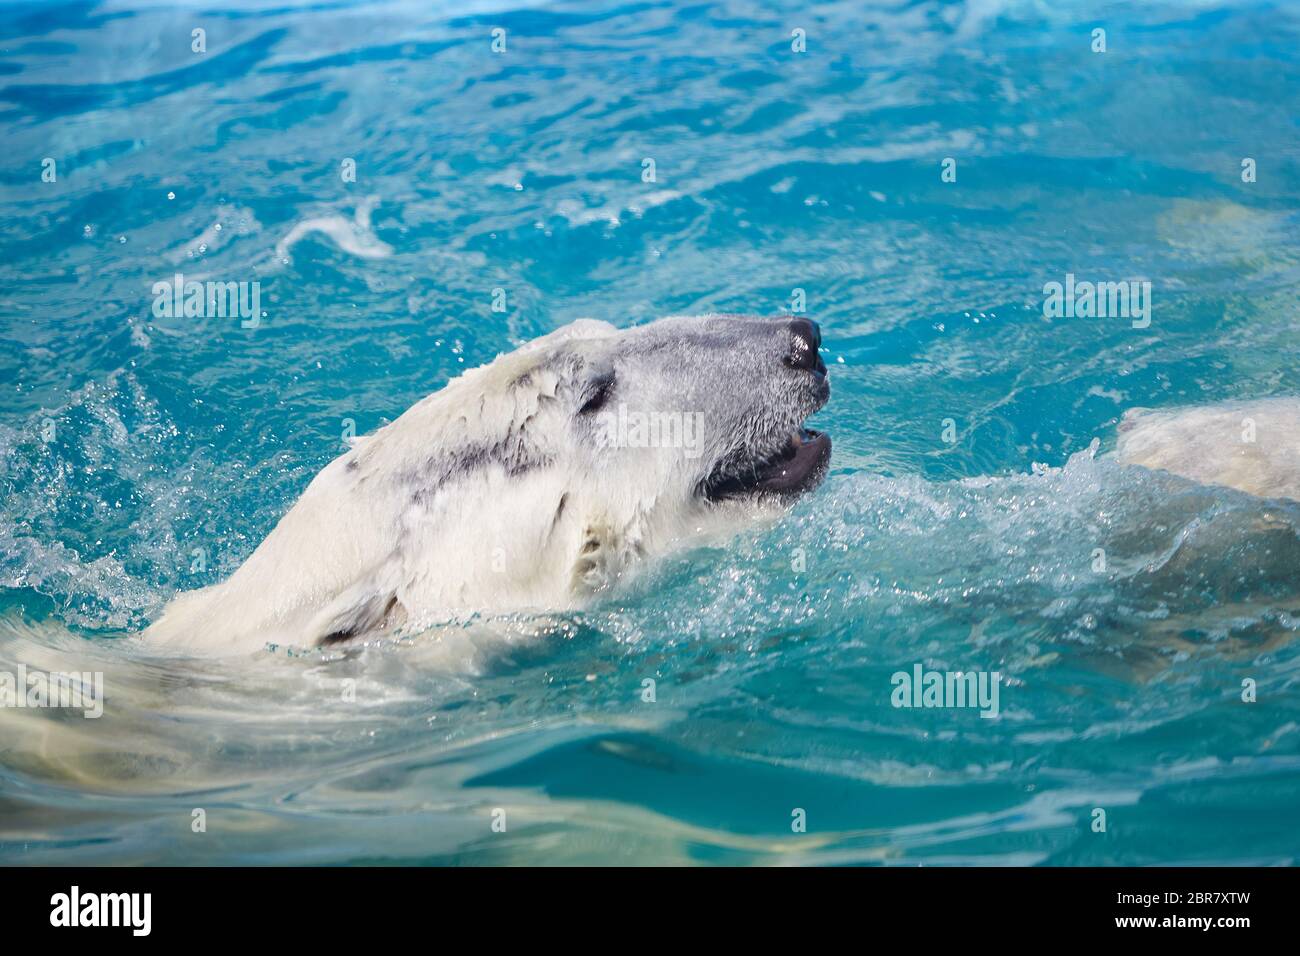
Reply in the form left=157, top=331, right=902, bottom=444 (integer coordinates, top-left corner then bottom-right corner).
left=1115, top=398, right=1300, bottom=501
left=146, top=315, right=832, bottom=653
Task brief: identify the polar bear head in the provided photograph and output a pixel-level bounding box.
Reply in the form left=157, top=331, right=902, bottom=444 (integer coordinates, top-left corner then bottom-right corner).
left=347, top=313, right=831, bottom=619
left=146, top=314, right=832, bottom=652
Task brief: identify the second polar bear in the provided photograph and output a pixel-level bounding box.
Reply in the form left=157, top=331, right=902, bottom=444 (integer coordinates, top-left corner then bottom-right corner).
left=1115, top=397, right=1300, bottom=502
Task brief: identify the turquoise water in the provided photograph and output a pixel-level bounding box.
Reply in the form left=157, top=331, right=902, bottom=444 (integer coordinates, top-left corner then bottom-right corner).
left=2, top=0, right=1300, bottom=865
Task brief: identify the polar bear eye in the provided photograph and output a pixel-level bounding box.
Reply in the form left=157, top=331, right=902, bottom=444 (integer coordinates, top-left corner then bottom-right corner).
left=579, top=372, right=616, bottom=415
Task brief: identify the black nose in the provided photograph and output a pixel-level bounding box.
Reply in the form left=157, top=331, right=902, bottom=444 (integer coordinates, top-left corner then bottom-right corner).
left=786, top=318, right=825, bottom=374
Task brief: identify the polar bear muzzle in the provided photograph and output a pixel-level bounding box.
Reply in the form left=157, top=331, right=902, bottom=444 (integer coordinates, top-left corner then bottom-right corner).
left=700, top=427, right=832, bottom=501
left=696, top=317, right=832, bottom=501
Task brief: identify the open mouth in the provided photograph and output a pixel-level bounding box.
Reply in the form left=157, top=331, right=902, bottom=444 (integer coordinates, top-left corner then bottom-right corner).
left=702, top=427, right=832, bottom=501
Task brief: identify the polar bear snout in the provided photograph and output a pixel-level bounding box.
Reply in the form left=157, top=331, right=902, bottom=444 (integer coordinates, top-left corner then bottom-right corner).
left=666, top=315, right=832, bottom=504
left=785, top=318, right=826, bottom=377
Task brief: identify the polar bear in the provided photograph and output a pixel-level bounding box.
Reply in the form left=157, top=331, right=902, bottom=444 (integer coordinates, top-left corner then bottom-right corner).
left=145, top=315, right=832, bottom=654
left=1115, top=397, right=1300, bottom=501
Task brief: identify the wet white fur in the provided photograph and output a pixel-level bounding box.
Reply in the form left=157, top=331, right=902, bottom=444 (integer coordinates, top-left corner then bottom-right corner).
left=1115, top=397, right=1300, bottom=501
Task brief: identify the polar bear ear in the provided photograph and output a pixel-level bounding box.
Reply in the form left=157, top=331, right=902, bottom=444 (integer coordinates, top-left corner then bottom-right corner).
left=516, top=318, right=617, bottom=355
left=550, top=317, right=618, bottom=340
